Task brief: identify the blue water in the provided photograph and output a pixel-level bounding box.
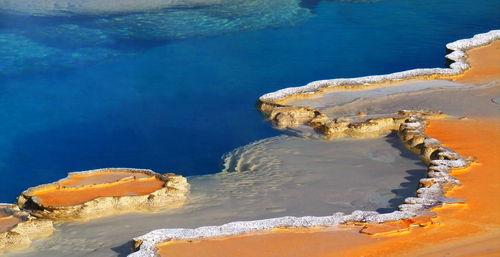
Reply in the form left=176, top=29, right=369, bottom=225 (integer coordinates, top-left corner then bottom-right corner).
left=0, top=0, right=499, bottom=202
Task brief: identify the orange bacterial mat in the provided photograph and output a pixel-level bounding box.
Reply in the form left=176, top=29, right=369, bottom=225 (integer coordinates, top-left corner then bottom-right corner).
left=31, top=173, right=165, bottom=207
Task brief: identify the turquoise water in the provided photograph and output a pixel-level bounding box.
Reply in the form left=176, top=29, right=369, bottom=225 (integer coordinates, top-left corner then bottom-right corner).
left=0, top=0, right=499, bottom=202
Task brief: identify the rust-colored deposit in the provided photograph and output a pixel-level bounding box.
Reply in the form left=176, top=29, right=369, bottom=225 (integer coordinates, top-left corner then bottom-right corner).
left=156, top=118, right=500, bottom=257
left=32, top=171, right=165, bottom=207
left=454, top=41, right=500, bottom=84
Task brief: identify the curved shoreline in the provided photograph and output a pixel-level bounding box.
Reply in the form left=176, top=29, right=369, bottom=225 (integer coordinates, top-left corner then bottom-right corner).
left=129, top=31, right=500, bottom=257
left=259, top=30, right=500, bottom=104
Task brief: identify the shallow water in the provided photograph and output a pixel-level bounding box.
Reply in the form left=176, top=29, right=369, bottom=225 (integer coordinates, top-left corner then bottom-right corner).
left=5, top=134, right=427, bottom=257
left=289, top=80, right=470, bottom=109
left=322, top=83, right=500, bottom=119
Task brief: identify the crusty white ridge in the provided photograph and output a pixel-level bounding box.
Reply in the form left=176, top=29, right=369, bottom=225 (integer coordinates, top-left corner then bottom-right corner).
left=259, top=30, right=500, bottom=102
left=130, top=211, right=410, bottom=257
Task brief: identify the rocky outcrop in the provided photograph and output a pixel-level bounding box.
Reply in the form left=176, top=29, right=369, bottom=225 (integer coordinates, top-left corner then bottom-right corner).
left=17, top=168, right=189, bottom=222
left=0, top=204, right=54, bottom=254
left=261, top=100, right=447, bottom=140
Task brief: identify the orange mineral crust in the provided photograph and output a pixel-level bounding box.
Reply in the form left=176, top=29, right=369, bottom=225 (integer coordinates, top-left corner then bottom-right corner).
left=58, top=171, right=151, bottom=187
left=454, top=41, right=500, bottom=84
left=156, top=118, right=500, bottom=257
left=157, top=228, right=380, bottom=257
left=32, top=175, right=165, bottom=207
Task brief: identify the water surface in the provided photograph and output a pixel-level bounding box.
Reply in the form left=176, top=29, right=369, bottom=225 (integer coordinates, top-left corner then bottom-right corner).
left=0, top=0, right=499, bottom=202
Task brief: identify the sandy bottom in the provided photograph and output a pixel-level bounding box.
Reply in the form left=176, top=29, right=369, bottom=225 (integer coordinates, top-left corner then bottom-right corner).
left=30, top=173, right=165, bottom=207
left=155, top=118, right=500, bottom=257
left=319, top=83, right=499, bottom=121
left=290, top=79, right=469, bottom=110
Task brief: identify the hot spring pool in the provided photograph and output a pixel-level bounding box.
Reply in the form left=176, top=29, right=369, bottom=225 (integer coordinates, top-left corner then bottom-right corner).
left=0, top=0, right=499, bottom=203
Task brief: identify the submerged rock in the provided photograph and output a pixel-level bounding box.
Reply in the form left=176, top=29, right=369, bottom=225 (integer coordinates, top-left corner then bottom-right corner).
left=17, top=168, right=189, bottom=221
left=0, top=204, right=54, bottom=254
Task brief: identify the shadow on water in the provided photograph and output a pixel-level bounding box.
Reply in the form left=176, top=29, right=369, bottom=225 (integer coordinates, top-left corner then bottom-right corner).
left=377, top=169, right=425, bottom=213
left=111, top=241, right=135, bottom=257
left=377, top=132, right=427, bottom=213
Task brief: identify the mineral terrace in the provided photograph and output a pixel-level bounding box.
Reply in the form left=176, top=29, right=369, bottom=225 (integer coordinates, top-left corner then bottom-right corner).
left=17, top=168, right=190, bottom=221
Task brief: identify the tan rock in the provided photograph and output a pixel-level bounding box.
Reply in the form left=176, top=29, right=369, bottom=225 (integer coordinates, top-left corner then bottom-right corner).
left=0, top=204, right=54, bottom=254
left=269, top=106, right=328, bottom=129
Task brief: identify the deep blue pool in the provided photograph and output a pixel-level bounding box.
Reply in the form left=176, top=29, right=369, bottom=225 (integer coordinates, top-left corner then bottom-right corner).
left=0, top=0, right=499, bottom=202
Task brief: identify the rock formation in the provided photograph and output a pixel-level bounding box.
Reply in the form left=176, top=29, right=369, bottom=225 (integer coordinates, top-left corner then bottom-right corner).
left=0, top=204, right=54, bottom=253
left=17, top=168, right=189, bottom=221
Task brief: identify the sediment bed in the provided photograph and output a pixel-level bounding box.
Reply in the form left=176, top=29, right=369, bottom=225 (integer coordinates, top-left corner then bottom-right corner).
left=17, top=168, right=189, bottom=221
left=0, top=204, right=54, bottom=253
